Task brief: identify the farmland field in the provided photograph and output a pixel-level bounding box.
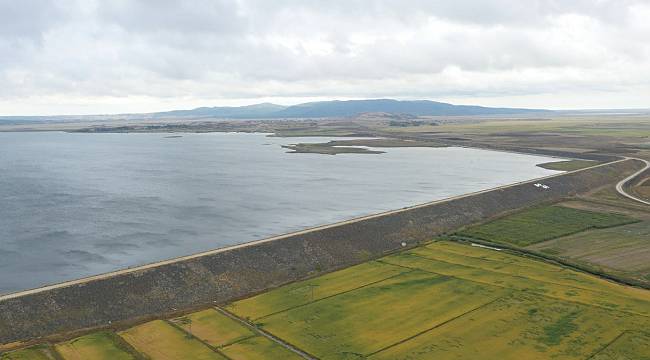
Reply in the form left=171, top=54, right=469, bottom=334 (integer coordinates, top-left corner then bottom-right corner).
left=370, top=294, right=649, bottom=360
left=3, top=240, right=649, bottom=359
left=458, top=197, right=650, bottom=287
left=55, top=332, right=135, bottom=360
left=529, top=221, right=650, bottom=283
left=226, top=260, right=409, bottom=320
left=220, top=335, right=303, bottom=359
left=228, top=241, right=650, bottom=359
left=0, top=345, right=55, bottom=360
left=118, top=320, right=226, bottom=360
left=457, top=205, right=637, bottom=246
left=170, top=309, right=254, bottom=347
left=590, top=331, right=650, bottom=360
left=249, top=271, right=506, bottom=358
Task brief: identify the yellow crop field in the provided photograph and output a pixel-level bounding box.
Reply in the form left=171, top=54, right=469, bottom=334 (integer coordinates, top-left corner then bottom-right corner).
left=246, top=271, right=506, bottom=358
left=220, top=335, right=304, bottom=360
left=170, top=309, right=254, bottom=347
left=6, top=240, right=650, bottom=359
left=226, top=260, right=408, bottom=320
left=591, top=331, right=650, bottom=360
left=55, top=332, right=135, bottom=360
left=370, top=294, right=650, bottom=360
left=227, top=240, right=650, bottom=359
left=419, top=242, right=650, bottom=299
left=382, top=249, right=650, bottom=317
left=118, top=320, right=226, bottom=360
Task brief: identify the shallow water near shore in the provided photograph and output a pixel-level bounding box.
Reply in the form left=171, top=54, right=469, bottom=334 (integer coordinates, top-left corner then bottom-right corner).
left=0, top=132, right=563, bottom=294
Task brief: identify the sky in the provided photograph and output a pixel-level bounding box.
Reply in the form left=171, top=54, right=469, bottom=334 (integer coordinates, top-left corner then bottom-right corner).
left=1, top=0, right=649, bottom=115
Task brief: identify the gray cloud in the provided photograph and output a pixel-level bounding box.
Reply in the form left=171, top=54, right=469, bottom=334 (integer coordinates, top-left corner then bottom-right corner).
left=98, top=0, right=246, bottom=34
left=0, top=0, right=67, bottom=40
left=0, top=0, right=649, bottom=114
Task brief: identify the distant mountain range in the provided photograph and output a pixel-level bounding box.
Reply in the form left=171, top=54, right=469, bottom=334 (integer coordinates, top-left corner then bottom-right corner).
left=1, top=99, right=553, bottom=122
left=154, top=102, right=287, bottom=118
left=153, top=99, right=547, bottom=119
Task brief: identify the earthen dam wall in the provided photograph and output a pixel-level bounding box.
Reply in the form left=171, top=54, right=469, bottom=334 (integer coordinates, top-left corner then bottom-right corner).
left=0, top=158, right=642, bottom=344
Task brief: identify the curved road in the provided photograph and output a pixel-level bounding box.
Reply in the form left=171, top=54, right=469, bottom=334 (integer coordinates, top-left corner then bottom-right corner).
left=615, top=157, right=650, bottom=206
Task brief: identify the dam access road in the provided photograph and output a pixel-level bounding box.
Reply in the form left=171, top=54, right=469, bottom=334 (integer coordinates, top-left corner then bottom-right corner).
left=616, top=157, right=650, bottom=206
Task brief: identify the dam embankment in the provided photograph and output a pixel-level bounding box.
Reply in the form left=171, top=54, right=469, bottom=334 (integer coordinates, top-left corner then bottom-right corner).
left=0, top=158, right=642, bottom=345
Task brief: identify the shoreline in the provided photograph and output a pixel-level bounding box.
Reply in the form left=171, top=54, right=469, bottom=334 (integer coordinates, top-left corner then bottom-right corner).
left=0, top=157, right=622, bottom=302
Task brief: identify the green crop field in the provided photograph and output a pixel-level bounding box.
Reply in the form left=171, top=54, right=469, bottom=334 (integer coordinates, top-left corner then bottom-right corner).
left=457, top=205, right=637, bottom=246
left=55, top=332, right=135, bottom=360
left=226, top=260, right=409, bottom=320
left=250, top=271, right=506, bottom=358
left=4, top=240, right=650, bottom=360
left=0, top=345, right=54, bottom=360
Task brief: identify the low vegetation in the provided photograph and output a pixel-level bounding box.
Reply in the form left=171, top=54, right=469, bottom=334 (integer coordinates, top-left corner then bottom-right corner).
left=221, top=335, right=303, bottom=359
left=456, top=205, right=637, bottom=246
left=170, top=309, right=254, bottom=347
left=537, top=159, right=599, bottom=171
left=282, top=143, right=384, bottom=155
left=0, top=345, right=55, bottom=360
left=54, top=332, right=136, bottom=360
left=230, top=241, right=650, bottom=359
left=226, top=260, right=408, bottom=320
left=118, top=320, right=226, bottom=360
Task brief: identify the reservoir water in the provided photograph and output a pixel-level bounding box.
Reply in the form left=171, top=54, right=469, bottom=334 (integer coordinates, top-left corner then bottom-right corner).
left=0, top=132, right=563, bottom=294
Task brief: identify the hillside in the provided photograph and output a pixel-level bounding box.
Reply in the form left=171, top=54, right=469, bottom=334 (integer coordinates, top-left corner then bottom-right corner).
left=269, top=99, right=545, bottom=118
left=0, top=99, right=547, bottom=122
left=153, top=99, right=546, bottom=119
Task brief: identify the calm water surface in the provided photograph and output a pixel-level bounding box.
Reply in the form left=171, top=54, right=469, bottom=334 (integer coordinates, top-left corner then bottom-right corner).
left=0, top=132, right=563, bottom=293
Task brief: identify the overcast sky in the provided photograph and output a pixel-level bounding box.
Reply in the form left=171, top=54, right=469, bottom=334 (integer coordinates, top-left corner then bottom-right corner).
left=1, top=0, right=649, bottom=115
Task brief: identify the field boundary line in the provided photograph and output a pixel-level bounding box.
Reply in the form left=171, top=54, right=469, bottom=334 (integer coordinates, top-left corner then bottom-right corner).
left=253, top=268, right=414, bottom=321
left=218, top=334, right=258, bottom=349
left=108, top=331, right=148, bottom=360
left=0, top=157, right=631, bottom=301
left=404, top=252, right=650, bottom=314
left=164, top=319, right=234, bottom=360
left=46, top=343, right=65, bottom=360
left=586, top=330, right=650, bottom=360
left=366, top=296, right=505, bottom=357
left=584, top=330, right=630, bottom=360
left=456, top=214, right=640, bottom=248
left=420, top=244, right=564, bottom=272
left=378, top=257, right=650, bottom=318
left=213, top=306, right=317, bottom=360
left=406, top=251, right=632, bottom=295
left=574, top=196, right=650, bottom=213
left=450, top=235, right=650, bottom=290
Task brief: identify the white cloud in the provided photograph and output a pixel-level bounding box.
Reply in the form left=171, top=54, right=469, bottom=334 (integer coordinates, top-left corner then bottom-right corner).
left=0, top=0, right=649, bottom=115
